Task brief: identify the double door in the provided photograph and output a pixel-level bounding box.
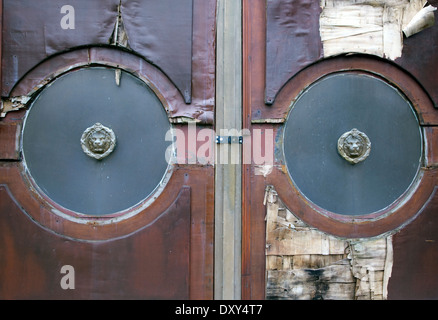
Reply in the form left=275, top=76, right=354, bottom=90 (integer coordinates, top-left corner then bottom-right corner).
left=1, top=0, right=438, bottom=300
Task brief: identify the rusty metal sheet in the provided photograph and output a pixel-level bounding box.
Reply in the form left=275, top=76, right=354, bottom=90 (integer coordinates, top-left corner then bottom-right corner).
left=121, top=0, right=193, bottom=104
left=265, top=0, right=323, bottom=105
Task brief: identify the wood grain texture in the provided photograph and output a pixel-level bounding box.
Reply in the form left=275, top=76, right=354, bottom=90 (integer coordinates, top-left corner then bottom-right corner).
left=265, top=188, right=394, bottom=300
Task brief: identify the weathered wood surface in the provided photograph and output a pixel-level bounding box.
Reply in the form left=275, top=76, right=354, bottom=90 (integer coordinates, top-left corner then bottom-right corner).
left=267, top=259, right=355, bottom=300
left=265, top=187, right=393, bottom=300
left=320, top=0, right=426, bottom=60
left=243, top=0, right=438, bottom=300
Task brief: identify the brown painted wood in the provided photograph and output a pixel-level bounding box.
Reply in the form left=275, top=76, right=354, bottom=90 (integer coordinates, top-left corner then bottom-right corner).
left=389, top=186, right=438, bottom=299
left=242, top=0, right=438, bottom=300
left=242, top=0, right=267, bottom=300
left=426, top=127, right=438, bottom=166
left=9, top=47, right=186, bottom=122
left=0, top=118, right=20, bottom=160
left=395, top=10, right=438, bottom=110
left=2, top=0, right=193, bottom=103
left=265, top=158, right=437, bottom=238
left=0, top=1, right=216, bottom=299
left=0, top=161, right=214, bottom=299
left=2, top=0, right=216, bottom=124
left=0, top=0, right=2, bottom=99
left=2, top=0, right=118, bottom=97
left=254, top=55, right=437, bottom=125
left=0, top=106, right=215, bottom=299
left=0, top=184, right=191, bottom=299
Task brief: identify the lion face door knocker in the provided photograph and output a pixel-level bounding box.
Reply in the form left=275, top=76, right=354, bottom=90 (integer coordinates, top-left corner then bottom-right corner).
left=81, top=123, right=116, bottom=160
left=337, top=128, right=371, bottom=165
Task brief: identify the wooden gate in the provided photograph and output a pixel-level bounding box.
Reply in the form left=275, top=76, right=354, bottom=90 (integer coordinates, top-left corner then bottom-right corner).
left=2, top=0, right=438, bottom=301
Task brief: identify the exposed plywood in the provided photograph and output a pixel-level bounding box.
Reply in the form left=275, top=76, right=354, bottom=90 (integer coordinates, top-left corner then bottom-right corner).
left=319, top=0, right=427, bottom=60
left=265, top=186, right=394, bottom=300
left=267, top=259, right=356, bottom=300
left=347, top=237, right=392, bottom=300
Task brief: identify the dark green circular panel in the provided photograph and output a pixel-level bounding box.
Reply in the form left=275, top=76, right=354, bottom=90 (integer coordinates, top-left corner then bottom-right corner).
left=283, top=73, right=422, bottom=216
left=22, top=67, right=170, bottom=216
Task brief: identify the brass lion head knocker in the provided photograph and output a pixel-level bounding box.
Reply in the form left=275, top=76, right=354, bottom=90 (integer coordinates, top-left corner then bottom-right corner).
left=81, top=123, right=116, bottom=160
left=337, top=128, right=371, bottom=164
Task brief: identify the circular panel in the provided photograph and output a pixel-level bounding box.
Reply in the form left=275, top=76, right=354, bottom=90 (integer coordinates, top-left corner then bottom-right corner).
left=283, top=73, right=423, bottom=216
left=22, top=67, right=171, bottom=216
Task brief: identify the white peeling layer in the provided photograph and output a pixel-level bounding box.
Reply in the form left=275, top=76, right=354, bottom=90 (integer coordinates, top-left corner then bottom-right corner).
left=320, top=0, right=430, bottom=60
left=403, top=5, right=437, bottom=37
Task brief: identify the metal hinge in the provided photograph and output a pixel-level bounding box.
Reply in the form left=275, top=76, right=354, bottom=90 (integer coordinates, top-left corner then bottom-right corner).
left=216, top=135, right=243, bottom=144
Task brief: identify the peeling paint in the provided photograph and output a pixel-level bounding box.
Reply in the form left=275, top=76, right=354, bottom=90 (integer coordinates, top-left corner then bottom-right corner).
left=265, top=186, right=394, bottom=300
left=255, top=165, right=273, bottom=177
left=319, top=0, right=428, bottom=60
left=1, top=96, right=31, bottom=117
left=403, top=5, right=436, bottom=37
